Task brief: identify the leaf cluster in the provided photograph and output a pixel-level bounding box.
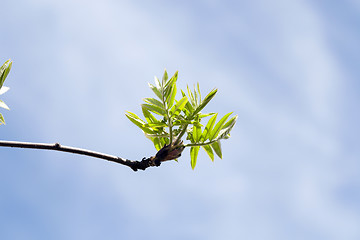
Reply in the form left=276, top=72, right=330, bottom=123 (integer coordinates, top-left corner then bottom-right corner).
left=126, top=70, right=237, bottom=169
left=0, top=59, right=12, bottom=124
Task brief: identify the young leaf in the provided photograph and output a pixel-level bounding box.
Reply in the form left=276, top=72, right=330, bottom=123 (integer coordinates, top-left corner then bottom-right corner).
left=0, top=60, right=12, bottom=89
left=143, top=98, right=165, bottom=109
left=202, top=145, right=214, bottom=161
left=211, top=141, right=222, bottom=159
left=160, top=137, right=168, bottom=148
left=125, top=111, right=155, bottom=134
left=170, top=96, right=188, bottom=117
left=187, top=85, right=196, bottom=107
left=193, top=124, right=202, bottom=142
left=166, top=83, right=177, bottom=108
left=181, top=90, right=194, bottom=116
left=162, top=69, right=168, bottom=86
left=209, top=112, right=232, bottom=141
left=0, top=100, right=9, bottom=110
left=125, top=111, right=152, bottom=133
left=194, top=86, right=199, bottom=106
left=0, top=113, right=5, bottom=125
left=154, top=76, right=161, bottom=89
left=153, top=137, right=162, bottom=151
left=0, top=86, right=9, bottom=95
left=202, top=113, right=218, bottom=141
left=198, top=112, right=215, bottom=118
left=164, top=72, right=177, bottom=90
left=216, top=115, right=238, bottom=140
left=148, top=83, right=163, bottom=100
left=141, top=106, right=157, bottom=123
left=192, top=88, right=217, bottom=117
left=197, top=83, right=202, bottom=102
left=190, top=146, right=200, bottom=169
left=141, top=103, right=166, bottom=116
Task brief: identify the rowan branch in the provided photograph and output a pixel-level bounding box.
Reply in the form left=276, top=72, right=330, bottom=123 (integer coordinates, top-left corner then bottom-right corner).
left=0, top=140, right=161, bottom=171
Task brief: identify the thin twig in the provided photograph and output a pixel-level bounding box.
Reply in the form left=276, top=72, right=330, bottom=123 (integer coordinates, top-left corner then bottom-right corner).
left=0, top=140, right=159, bottom=171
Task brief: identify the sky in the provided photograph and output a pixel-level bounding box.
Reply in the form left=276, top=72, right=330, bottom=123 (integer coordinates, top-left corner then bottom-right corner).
left=1, top=0, right=360, bottom=239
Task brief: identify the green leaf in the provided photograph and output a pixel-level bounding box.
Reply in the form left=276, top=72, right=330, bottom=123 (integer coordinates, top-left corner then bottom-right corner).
left=181, top=90, right=194, bottom=117
left=164, top=71, right=177, bottom=90
left=198, top=112, right=215, bottom=118
left=202, top=113, right=217, bottom=141
left=141, top=106, right=157, bottom=123
left=154, top=76, right=161, bottom=89
left=125, top=112, right=144, bottom=127
left=0, top=60, right=12, bottom=89
left=190, top=146, right=200, bottom=169
left=211, top=141, right=222, bottom=159
left=162, top=69, right=168, bottom=86
left=202, top=145, right=214, bottom=161
left=0, top=113, right=5, bottom=125
left=153, top=137, right=162, bottom=151
left=187, top=85, right=196, bottom=107
left=160, top=137, right=168, bottom=148
left=143, top=98, right=165, bottom=109
left=209, top=112, right=232, bottom=141
left=192, top=88, right=217, bottom=117
left=0, top=86, right=9, bottom=95
left=193, top=124, right=202, bottom=142
left=148, top=83, right=163, bottom=100
left=170, top=96, right=188, bottom=117
left=0, top=100, right=9, bottom=110
left=163, top=75, right=177, bottom=105
left=166, top=83, right=177, bottom=108
left=216, top=115, right=238, bottom=140
left=125, top=111, right=155, bottom=134
left=197, top=83, right=202, bottom=102
left=194, top=86, right=199, bottom=106
left=141, top=103, right=166, bottom=116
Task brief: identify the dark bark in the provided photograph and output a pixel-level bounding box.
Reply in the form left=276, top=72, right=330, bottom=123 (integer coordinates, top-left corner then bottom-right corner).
left=0, top=140, right=161, bottom=171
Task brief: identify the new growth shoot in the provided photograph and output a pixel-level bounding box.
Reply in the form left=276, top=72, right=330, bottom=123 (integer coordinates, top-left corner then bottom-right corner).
left=126, top=70, right=237, bottom=169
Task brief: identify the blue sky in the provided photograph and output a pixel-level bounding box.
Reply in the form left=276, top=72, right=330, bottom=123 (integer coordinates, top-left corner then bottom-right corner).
left=1, top=0, right=360, bottom=239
